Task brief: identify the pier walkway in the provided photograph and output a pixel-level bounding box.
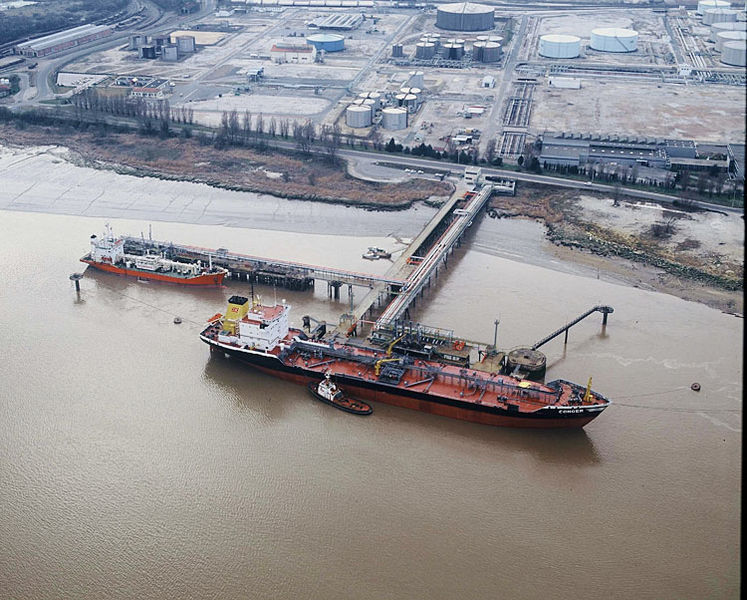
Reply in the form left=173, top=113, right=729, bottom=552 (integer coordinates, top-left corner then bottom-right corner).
left=121, top=237, right=406, bottom=291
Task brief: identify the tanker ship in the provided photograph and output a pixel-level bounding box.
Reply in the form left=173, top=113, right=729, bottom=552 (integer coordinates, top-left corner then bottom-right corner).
left=81, top=224, right=227, bottom=286
left=200, top=295, right=611, bottom=429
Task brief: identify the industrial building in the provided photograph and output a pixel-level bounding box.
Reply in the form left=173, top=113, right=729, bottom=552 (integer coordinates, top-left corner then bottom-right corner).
left=15, top=24, right=113, bottom=58
left=590, top=28, right=638, bottom=53
left=538, top=34, right=581, bottom=59
left=270, top=41, right=317, bottom=62
left=306, top=33, right=345, bottom=52
left=307, top=13, right=363, bottom=30
left=436, top=2, right=494, bottom=32
left=539, top=133, right=699, bottom=169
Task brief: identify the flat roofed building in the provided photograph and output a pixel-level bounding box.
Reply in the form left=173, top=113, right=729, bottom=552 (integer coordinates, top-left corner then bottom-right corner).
left=270, top=41, right=317, bottom=62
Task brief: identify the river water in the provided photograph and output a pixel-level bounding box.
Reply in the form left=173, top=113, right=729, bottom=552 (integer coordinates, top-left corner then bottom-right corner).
left=0, top=162, right=742, bottom=599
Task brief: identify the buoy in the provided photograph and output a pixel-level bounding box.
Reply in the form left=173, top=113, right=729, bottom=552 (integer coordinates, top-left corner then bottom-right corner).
left=174, top=317, right=182, bottom=324
left=691, top=382, right=701, bottom=392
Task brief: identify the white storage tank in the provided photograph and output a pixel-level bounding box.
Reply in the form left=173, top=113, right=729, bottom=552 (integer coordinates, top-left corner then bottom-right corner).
left=697, top=0, right=730, bottom=14
left=358, top=91, right=381, bottom=109
left=443, top=42, right=465, bottom=59
left=481, top=41, right=501, bottom=62
left=710, top=21, right=746, bottom=41
left=403, top=93, right=418, bottom=111
left=346, top=104, right=372, bottom=128
left=590, top=28, right=638, bottom=52
left=716, top=29, right=747, bottom=51
left=538, top=34, right=581, bottom=58
left=176, top=35, right=196, bottom=53
left=703, top=7, right=738, bottom=24
left=399, top=86, right=421, bottom=96
left=415, top=42, right=436, bottom=59
left=382, top=107, right=408, bottom=129
left=721, top=40, right=746, bottom=65
left=395, top=93, right=407, bottom=106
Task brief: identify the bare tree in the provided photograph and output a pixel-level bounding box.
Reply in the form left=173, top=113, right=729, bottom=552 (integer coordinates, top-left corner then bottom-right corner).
left=484, top=138, right=496, bottom=164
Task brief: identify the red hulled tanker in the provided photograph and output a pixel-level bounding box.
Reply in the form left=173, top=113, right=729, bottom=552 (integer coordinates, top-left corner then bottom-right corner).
left=200, top=295, right=611, bottom=429
left=81, top=224, right=227, bottom=286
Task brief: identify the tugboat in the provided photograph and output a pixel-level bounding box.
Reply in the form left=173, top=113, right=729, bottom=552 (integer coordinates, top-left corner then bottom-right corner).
left=362, top=247, right=392, bottom=260
left=307, top=373, right=373, bottom=415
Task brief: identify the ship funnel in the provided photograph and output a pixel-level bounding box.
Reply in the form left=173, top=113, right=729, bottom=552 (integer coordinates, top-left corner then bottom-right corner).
left=224, top=295, right=249, bottom=335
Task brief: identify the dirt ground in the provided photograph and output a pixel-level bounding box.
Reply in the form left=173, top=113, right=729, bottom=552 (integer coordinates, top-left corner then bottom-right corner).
left=530, top=79, right=746, bottom=142
left=489, top=183, right=744, bottom=313
left=0, top=124, right=452, bottom=208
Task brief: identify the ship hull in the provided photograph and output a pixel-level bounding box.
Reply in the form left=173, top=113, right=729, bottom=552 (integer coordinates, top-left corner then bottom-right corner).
left=82, top=258, right=225, bottom=286
left=206, top=341, right=603, bottom=429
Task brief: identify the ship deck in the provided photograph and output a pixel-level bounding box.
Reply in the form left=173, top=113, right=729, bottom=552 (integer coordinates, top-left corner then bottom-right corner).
left=201, top=323, right=606, bottom=414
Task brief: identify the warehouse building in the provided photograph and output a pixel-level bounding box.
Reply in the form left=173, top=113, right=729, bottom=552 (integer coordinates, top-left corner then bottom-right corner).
left=539, top=133, right=698, bottom=169
left=15, top=24, right=113, bottom=58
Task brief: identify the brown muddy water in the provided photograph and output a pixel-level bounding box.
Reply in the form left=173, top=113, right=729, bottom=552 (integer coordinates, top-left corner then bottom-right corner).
left=0, top=210, right=741, bottom=600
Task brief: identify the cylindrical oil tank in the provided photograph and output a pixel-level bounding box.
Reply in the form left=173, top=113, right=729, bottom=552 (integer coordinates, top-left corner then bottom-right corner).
left=395, top=93, right=407, bottom=106
left=716, top=30, right=747, bottom=51
left=400, top=87, right=421, bottom=95
left=139, top=45, right=156, bottom=59
left=345, top=104, right=372, bottom=128
left=702, top=7, right=738, bottom=24
left=539, top=34, right=581, bottom=58
left=505, top=348, right=547, bottom=381
left=415, top=42, right=436, bottom=59
left=443, top=43, right=465, bottom=59
left=161, top=45, right=179, bottom=61
left=409, top=71, right=425, bottom=88
left=392, top=43, right=404, bottom=57
left=710, top=21, right=746, bottom=41
left=473, top=41, right=486, bottom=60
left=590, top=28, right=638, bottom=52
left=487, top=35, right=502, bottom=43
left=721, top=40, right=746, bottom=65
left=176, top=35, right=196, bottom=53
left=358, top=91, right=381, bottom=108
left=382, top=107, right=408, bottom=129
left=475, top=35, right=489, bottom=41
left=436, top=2, right=494, bottom=32
left=481, top=41, right=501, bottom=62
left=129, top=35, right=145, bottom=50
left=306, top=33, right=345, bottom=52
left=403, top=94, right=418, bottom=111
left=697, top=0, right=730, bottom=14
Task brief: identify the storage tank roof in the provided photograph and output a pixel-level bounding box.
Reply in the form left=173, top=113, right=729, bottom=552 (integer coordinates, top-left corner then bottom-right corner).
left=307, top=33, right=345, bottom=42
left=591, top=28, right=638, bottom=37
left=540, top=34, right=581, bottom=43
left=438, top=2, right=493, bottom=14
left=382, top=107, right=407, bottom=113
left=347, top=105, right=371, bottom=112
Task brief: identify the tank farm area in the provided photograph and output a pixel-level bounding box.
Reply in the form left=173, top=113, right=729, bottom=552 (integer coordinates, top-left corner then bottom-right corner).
left=55, top=0, right=746, bottom=376
left=57, top=0, right=746, bottom=162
